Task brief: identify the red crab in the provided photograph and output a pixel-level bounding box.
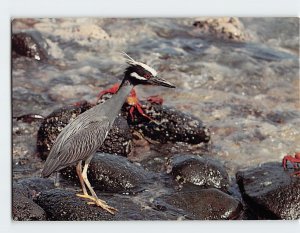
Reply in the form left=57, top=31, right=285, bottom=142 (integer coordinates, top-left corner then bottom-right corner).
left=96, top=83, right=163, bottom=121
left=146, top=95, right=164, bottom=105
left=282, top=152, right=300, bottom=176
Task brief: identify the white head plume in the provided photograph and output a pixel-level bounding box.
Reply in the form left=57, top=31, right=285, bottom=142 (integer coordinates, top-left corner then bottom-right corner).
left=121, top=52, right=157, bottom=77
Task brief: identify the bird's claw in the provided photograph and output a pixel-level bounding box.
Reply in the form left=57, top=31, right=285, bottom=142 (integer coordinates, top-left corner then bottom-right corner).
left=76, top=193, right=94, bottom=200
left=87, top=200, right=118, bottom=214
left=76, top=193, right=117, bottom=214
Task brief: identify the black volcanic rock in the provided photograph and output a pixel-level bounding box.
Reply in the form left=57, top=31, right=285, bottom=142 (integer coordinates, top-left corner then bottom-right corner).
left=12, top=32, right=47, bottom=61
left=15, top=177, right=56, bottom=198
left=12, top=184, right=47, bottom=221
left=167, top=154, right=229, bottom=191
left=60, top=153, right=151, bottom=194
left=236, top=162, right=300, bottom=220
left=123, top=101, right=210, bottom=145
left=35, top=189, right=113, bottom=220
left=154, top=187, right=242, bottom=220
left=35, top=189, right=179, bottom=220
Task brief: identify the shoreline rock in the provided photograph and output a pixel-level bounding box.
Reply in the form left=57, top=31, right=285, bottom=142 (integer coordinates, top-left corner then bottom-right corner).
left=236, top=162, right=300, bottom=220
left=166, top=154, right=229, bottom=191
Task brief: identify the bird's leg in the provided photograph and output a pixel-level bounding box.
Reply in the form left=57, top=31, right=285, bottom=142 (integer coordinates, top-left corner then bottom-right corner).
left=76, top=165, right=95, bottom=201
left=54, top=172, right=60, bottom=187
left=79, top=157, right=118, bottom=214
left=75, top=161, right=88, bottom=195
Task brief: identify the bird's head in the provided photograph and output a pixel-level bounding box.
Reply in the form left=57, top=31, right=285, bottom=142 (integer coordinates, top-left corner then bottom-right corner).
left=122, top=52, right=175, bottom=88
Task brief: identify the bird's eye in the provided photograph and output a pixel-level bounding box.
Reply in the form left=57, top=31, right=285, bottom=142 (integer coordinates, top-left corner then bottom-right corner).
left=144, top=74, right=151, bottom=79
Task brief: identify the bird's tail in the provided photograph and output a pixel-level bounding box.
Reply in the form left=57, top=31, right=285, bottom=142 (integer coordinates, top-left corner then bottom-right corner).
left=41, top=156, right=59, bottom=178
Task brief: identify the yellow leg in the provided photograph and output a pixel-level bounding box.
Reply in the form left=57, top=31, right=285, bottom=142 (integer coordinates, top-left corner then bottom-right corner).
left=54, top=172, right=60, bottom=187
left=76, top=161, right=95, bottom=201
left=76, top=158, right=118, bottom=215
left=75, top=161, right=88, bottom=195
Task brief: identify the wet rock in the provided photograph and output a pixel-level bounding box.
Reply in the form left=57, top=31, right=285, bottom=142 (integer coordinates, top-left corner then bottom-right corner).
left=101, top=117, right=132, bottom=156
left=166, top=154, right=229, bottom=191
left=36, top=102, right=132, bottom=160
left=13, top=120, right=38, bottom=154
left=61, top=153, right=150, bottom=194
left=12, top=32, right=47, bottom=61
left=16, top=177, right=56, bottom=198
left=13, top=113, right=44, bottom=124
left=12, top=119, right=41, bottom=172
left=154, top=187, right=242, bottom=220
left=111, top=197, right=181, bottom=220
left=12, top=184, right=47, bottom=220
left=122, top=101, right=210, bottom=145
left=193, top=17, right=249, bottom=42
left=236, top=162, right=300, bottom=220
left=36, top=189, right=179, bottom=220
left=35, top=189, right=113, bottom=220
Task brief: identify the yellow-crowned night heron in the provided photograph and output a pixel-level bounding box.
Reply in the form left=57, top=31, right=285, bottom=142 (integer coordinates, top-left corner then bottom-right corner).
left=41, top=53, right=175, bottom=214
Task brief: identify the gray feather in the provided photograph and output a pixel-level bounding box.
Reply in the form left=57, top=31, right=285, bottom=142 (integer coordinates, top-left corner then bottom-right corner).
left=42, top=79, right=133, bottom=178
left=42, top=117, right=110, bottom=177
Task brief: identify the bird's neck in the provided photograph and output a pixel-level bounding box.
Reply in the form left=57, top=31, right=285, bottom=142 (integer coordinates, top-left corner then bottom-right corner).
left=108, top=78, right=134, bottom=116
left=116, top=79, right=134, bottom=104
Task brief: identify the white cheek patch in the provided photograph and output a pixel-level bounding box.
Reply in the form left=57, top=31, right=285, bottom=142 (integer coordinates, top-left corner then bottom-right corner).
left=130, top=72, right=147, bottom=80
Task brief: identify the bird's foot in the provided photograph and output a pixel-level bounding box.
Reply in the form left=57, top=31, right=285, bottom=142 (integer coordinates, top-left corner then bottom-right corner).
left=76, top=193, right=117, bottom=214
left=87, top=198, right=118, bottom=214
left=76, top=193, right=95, bottom=201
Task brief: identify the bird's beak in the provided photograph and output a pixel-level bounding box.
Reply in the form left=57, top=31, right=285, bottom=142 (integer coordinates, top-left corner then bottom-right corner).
left=148, top=76, right=176, bottom=88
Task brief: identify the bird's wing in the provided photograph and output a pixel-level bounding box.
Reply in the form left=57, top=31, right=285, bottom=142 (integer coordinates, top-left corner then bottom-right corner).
left=41, top=118, right=110, bottom=177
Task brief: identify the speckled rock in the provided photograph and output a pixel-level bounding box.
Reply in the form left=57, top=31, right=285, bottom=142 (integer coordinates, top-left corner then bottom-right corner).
left=35, top=189, right=113, bottom=220
left=12, top=32, right=47, bottom=61
left=122, top=101, right=210, bottom=145
left=60, top=153, right=150, bottom=194
left=154, top=187, right=242, bottom=220
left=100, top=117, right=132, bottom=156
left=12, top=184, right=47, bottom=221
left=16, top=177, right=56, bottom=198
left=36, top=102, right=132, bottom=160
left=36, top=189, right=180, bottom=220
left=13, top=119, right=40, bottom=161
left=193, top=17, right=249, bottom=41
left=236, top=162, right=300, bottom=220
left=166, top=154, right=229, bottom=191
left=13, top=114, right=44, bottom=124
